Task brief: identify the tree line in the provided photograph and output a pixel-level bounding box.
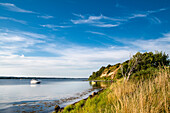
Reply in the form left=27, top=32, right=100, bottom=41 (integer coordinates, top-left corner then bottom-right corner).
left=89, top=51, right=169, bottom=80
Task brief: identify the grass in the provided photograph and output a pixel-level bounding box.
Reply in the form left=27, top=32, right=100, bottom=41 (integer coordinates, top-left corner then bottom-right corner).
left=59, top=67, right=169, bottom=113
left=107, top=68, right=169, bottom=113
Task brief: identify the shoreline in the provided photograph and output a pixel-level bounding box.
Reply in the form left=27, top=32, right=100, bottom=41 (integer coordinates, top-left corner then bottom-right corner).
left=0, top=77, right=88, bottom=79
left=85, top=78, right=116, bottom=81
left=53, top=88, right=105, bottom=113
left=0, top=87, right=101, bottom=113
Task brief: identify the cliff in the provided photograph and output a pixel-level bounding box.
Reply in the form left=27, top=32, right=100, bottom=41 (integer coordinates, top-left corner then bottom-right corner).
left=88, top=63, right=122, bottom=80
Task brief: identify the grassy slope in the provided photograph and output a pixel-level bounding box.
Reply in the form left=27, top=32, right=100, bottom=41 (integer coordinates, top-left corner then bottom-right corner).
left=59, top=68, right=169, bottom=113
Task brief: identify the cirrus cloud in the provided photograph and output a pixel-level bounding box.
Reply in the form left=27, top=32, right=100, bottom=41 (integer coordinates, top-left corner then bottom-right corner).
left=0, top=3, right=36, bottom=13
left=0, top=16, right=26, bottom=24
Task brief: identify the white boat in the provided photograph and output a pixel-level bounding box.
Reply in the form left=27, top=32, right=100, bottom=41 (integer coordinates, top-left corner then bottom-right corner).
left=30, top=79, right=41, bottom=84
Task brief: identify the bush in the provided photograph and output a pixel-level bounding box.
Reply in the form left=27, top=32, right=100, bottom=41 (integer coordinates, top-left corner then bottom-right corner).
left=89, top=51, right=169, bottom=81
left=131, top=67, right=157, bottom=80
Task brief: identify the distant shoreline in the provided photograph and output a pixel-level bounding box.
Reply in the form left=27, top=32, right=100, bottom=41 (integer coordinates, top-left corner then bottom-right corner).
left=0, top=76, right=88, bottom=79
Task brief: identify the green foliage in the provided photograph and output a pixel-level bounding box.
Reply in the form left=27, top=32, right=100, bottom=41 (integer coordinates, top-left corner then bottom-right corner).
left=88, top=66, right=106, bottom=80
left=128, top=51, right=169, bottom=80
left=61, top=90, right=109, bottom=113
left=88, top=51, right=169, bottom=80
left=110, top=63, right=120, bottom=71
left=81, top=89, right=109, bottom=112
left=133, top=51, right=169, bottom=71
left=100, top=76, right=111, bottom=80
left=131, top=67, right=157, bottom=80
left=115, top=69, right=122, bottom=79
left=106, top=64, right=112, bottom=68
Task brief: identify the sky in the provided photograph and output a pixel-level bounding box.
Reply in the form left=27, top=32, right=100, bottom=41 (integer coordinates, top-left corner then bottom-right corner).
left=0, top=0, right=169, bottom=78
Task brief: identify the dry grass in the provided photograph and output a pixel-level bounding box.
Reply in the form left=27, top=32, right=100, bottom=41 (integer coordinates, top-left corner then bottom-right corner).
left=60, top=68, right=169, bottom=113
left=107, top=68, right=169, bottom=113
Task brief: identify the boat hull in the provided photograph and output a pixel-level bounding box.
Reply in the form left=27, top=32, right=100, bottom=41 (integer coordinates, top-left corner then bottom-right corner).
left=30, top=80, right=41, bottom=84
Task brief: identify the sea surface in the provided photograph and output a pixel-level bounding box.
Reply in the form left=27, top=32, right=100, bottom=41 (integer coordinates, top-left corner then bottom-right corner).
left=0, top=78, right=108, bottom=113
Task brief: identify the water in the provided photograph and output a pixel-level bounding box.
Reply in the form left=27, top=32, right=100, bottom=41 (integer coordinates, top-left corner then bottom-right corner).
left=0, top=78, right=102, bottom=113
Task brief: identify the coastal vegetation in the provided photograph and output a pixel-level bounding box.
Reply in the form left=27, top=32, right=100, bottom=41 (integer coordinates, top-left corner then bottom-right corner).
left=88, top=51, right=169, bottom=81
left=56, top=51, right=169, bottom=113
left=59, top=67, right=169, bottom=113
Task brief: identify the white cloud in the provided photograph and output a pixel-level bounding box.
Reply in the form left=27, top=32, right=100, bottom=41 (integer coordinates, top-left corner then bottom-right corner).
left=71, top=14, right=111, bottom=24
left=71, top=13, right=148, bottom=28
left=131, top=32, right=170, bottom=55
left=0, top=3, right=36, bottom=13
left=0, top=29, right=47, bottom=39
left=71, top=14, right=121, bottom=28
left=0, top=29, right=135, bottom=77
left=71, top=8, right=167, bottom=28
left=40, top=24, right=71, bottom=31
left=86, top=31, right=105, bottom=36
left=72, top=13, right=85, bottom=18
left=0, top=45, right=134, bottom=77
left=128, top=8, right=168, bottom=23
left=37, top=15, right=54, bottom=19
left=130, top=8, right=168, bottom=19
left=0, top=16, right=26, bottom=24
left=0, top=29, right=169, bottom=78
left=149, top=17, right=162, bottom=24
left=128, top=14, right=147, bottom=19
left=0, top=35, right=25, bottom=42
left=41, top=24, right=71, bottom=28
left=86, top=30, right=119, bottom=42
left=147, top=8, right=168, bottom=14
left=0, top=29, right=46, bottom=54
left=95, top=23, right=120, bottom=27
left=21, top=32, right=47, bottom=39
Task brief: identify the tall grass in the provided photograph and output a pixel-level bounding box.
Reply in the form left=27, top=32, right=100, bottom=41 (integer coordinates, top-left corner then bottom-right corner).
left=107, top=68, right=169, bottom=113
left=60, top=68, right=169, bottom=113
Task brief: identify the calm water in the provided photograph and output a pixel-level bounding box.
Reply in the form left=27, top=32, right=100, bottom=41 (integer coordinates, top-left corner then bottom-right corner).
left=0, top=78, right=103, bottom=113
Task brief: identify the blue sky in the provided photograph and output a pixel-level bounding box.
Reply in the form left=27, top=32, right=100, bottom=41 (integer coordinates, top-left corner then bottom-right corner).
left=0, top=0, right=169, bottom=77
